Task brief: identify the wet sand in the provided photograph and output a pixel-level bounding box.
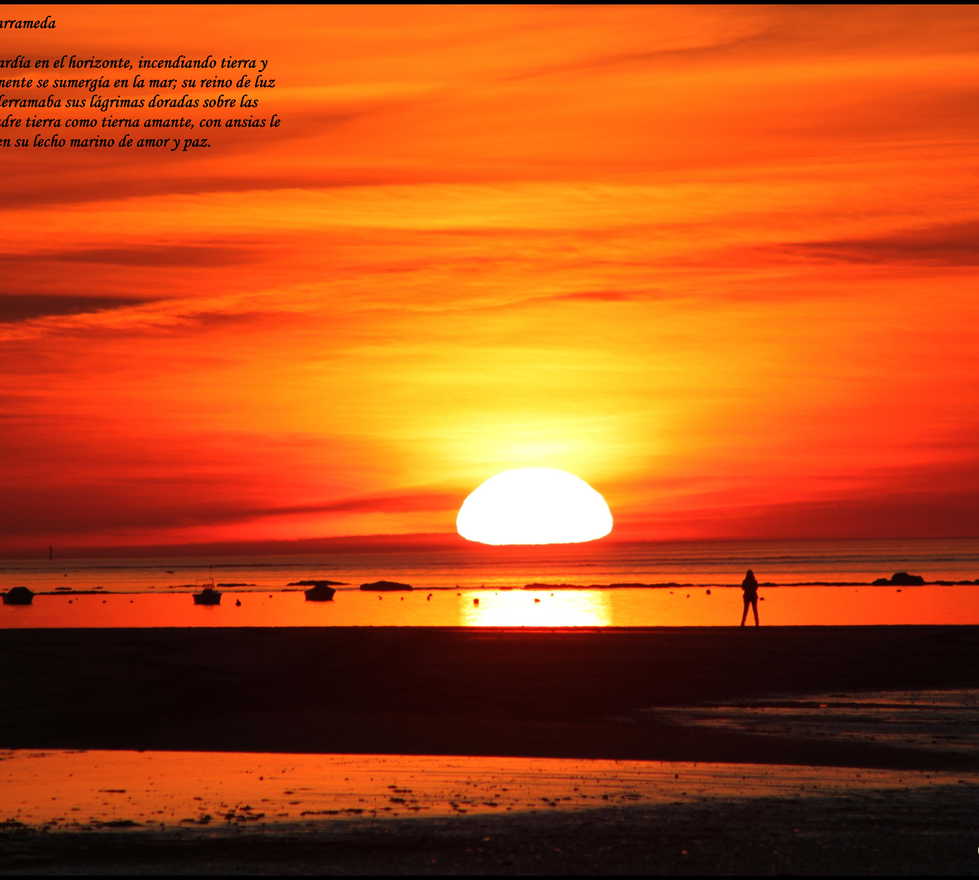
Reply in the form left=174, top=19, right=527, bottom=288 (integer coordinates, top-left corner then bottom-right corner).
left=2, top=625, right=979, bottom=874
left=2, top=749, right=978, bottom=875
left=11, top=749, right=967, bottom=829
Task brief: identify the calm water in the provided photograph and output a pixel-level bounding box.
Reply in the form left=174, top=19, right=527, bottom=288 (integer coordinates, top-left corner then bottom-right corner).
left=2, top=537, right=979, bottom=628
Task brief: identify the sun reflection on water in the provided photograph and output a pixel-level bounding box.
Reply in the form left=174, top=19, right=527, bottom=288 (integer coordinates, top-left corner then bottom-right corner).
left=458, top=589, right=612, bottom=627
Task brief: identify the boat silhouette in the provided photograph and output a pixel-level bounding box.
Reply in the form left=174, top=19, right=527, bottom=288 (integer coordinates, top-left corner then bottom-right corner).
left=193, top=577, right=221, bottom=605
left=304, top=582, right=336, bottom=601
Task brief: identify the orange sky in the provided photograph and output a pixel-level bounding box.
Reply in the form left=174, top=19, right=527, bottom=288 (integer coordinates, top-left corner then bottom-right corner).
left=2, top=4, right=979, bottom=553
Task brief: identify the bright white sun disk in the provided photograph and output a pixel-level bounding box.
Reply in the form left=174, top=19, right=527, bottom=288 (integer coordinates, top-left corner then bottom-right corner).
left=456, top=467, right=613, bottom=545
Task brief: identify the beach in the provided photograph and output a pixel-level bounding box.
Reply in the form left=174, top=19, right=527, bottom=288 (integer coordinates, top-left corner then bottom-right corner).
left=2, top=753, right=977, bottom=875
left=3, top=625, right=979, bottom=759
left=2, top=625, right=979, bottom=874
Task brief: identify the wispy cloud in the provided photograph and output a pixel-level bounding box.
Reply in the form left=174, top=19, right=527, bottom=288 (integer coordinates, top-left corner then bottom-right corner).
left=0, top=244, right=258, bottom=269
left=775, top=220, right=979, bottom=267
left=0, top=483, right=461, bottom=539
left=0, top=294, right=155, bottom=323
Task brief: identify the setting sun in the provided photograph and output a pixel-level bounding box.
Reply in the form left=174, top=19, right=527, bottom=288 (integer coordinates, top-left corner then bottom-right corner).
left=456, top=468, right=613, bottom=546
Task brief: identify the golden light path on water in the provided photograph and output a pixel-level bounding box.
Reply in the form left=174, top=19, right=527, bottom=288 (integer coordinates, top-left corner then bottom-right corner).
left=4, top=585, right=979, bottom=628
left=459, top=590, right=612, bottom=627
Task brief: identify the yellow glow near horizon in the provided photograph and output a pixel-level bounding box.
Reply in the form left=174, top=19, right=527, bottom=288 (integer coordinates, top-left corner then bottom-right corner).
left=460, top=590, right=612, bottom=627
left=456, top=467, right=614, bottom=545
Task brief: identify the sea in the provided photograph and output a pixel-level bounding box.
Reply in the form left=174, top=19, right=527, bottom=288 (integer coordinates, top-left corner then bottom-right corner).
left=2, top=537, right=979, bottom=629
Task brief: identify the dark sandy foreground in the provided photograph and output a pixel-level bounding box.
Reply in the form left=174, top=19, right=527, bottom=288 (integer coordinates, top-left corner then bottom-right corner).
left=3, top=781, right=978, bottom=875
left=2, top=625, right=979, bottom=767
left=2, top=625, right=979, bottom=875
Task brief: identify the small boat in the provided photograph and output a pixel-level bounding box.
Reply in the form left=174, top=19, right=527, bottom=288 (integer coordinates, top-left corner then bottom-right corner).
left=193, top=580, right=221, bottom=605
left=304, top=583, right=336, bottom=602
left=2, top=586, right=34, bottom=606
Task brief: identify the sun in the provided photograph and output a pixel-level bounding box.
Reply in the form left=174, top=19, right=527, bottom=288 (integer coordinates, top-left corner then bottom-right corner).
left=456, top=467, right=613, bottom=546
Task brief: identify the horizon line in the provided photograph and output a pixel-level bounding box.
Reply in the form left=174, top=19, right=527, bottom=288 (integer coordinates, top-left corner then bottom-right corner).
left=4, top=531, right=979, bottom=560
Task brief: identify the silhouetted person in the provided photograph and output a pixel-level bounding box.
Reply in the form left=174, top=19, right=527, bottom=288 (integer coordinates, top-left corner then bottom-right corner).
left=740, top=569, right=759, bottom=626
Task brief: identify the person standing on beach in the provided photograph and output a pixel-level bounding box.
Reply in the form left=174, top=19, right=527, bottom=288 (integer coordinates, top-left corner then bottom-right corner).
left=740, top=569, right=760, bottom=626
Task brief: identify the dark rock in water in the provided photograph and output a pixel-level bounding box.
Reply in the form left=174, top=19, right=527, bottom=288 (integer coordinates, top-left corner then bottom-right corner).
left=3, top=586, right=34, bottom=605
left=304, top=583, right=336, bottom=602
left=876, top=572, right=925, bottom=586
left=235, top=599, right=242, bottom=607
left=360, top=580, right=413, bottom=591
left=872, top=577, right=891, bottom=585
left=288, top=579, right=346, bottom=587
left=193, top=587, right=221, bottom=605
